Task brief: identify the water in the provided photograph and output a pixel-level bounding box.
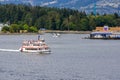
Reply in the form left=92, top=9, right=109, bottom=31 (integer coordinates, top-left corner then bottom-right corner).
left=0, top=34, right=120, bottom=80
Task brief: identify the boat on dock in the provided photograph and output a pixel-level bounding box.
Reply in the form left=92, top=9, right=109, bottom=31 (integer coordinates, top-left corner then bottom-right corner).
left=88, top=32, right=120, bottom=40
left=19, top=35, right=51, bottom=53
left=85, top=26, right=120, bottom=40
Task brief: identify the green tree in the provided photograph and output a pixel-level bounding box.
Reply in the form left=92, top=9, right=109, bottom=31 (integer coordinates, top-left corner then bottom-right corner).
left=29, top=26, right=38, bottom=32
left=23, top=24, right=29, bottom=30
left=35, top=16, right=47, bottom=29
left=9, top=24, right=19, bottom=33
left=88, top=15, right=96, bottom=30
left=24, top=13, right=32, bottom=26
left=1, top=26, right=10, bottom=33
left=80, top=18, right=89, bottom=31
left=114, top=19, right=120, bottom=26
left=69, top=22, right=76, bottom=30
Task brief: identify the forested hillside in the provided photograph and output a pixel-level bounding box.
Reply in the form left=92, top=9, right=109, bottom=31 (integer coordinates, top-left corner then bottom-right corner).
left=0, top=4, right=120, bottom=33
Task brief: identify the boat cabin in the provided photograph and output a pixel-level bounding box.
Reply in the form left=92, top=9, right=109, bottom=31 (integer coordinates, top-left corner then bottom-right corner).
left=90, top=32, right=112, bottom=39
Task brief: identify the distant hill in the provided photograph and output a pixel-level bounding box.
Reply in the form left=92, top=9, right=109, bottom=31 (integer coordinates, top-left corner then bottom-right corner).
left=0, top=0, right=120, bottom=14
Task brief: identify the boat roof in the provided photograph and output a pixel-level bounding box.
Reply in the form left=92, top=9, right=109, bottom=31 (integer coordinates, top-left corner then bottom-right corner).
left=91, top=32, right=112, bottom=35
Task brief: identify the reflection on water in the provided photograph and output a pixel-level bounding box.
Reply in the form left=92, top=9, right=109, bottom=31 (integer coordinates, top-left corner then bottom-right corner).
left=0, top=34, right=120, bottom=80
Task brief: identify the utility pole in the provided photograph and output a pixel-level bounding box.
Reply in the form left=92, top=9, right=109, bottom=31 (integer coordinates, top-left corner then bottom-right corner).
left=93, top=1, right=97, bottom=16
left=118, top=5, right=120, bottom=15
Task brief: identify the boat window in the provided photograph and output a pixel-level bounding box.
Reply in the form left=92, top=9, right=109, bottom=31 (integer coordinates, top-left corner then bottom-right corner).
left=26, top=48, right=38, bottom=50
left=33, top=44, right=40, bottom=46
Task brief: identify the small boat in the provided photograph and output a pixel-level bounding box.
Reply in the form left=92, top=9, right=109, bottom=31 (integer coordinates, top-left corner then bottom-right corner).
left=52, top=33, right=61, bottom=37
left=19, top=35, right=51, bottom=53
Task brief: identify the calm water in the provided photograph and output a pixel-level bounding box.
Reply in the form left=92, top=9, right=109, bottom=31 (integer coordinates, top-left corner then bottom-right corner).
left=0, top=33, right=120, bottom=80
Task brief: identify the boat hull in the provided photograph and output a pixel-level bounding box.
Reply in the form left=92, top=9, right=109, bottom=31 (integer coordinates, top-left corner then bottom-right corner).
left=84, top=37, right=120, bottom=40
left=20, top=48, right=51, bottom=54
left=20, top=38, right=51, bottom=54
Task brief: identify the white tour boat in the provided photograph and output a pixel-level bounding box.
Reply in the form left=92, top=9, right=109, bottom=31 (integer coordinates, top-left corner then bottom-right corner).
left=19, top=36, right=51, bottom=53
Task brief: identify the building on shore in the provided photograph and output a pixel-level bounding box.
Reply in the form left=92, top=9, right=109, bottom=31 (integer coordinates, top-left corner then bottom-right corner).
left=94, top=26, right=120, bottom=32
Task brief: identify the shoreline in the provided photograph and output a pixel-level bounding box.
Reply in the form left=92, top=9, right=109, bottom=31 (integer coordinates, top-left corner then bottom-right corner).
left=44, top=30, right=91, bottom=34
left=0, top=30, right=91, bottom=35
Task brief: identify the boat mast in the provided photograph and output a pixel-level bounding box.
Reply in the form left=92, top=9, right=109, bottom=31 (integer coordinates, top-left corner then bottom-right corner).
left=38, top=35, right=40, bottom=40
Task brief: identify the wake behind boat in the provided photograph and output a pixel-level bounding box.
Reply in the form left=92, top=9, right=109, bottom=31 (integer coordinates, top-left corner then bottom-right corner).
left=0, top=35, right=51, bottom=54
left=0, top=48, right=19, bottom=52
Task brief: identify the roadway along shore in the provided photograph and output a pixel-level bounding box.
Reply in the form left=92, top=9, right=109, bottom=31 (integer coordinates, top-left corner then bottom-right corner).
left=0, top=30, right=91, bottom=35
left=40, top=30, right=91, bottom=34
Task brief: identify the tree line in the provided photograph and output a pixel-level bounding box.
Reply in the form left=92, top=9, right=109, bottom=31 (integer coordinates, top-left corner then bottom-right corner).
left=0, top=4, right=120, bottom=33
